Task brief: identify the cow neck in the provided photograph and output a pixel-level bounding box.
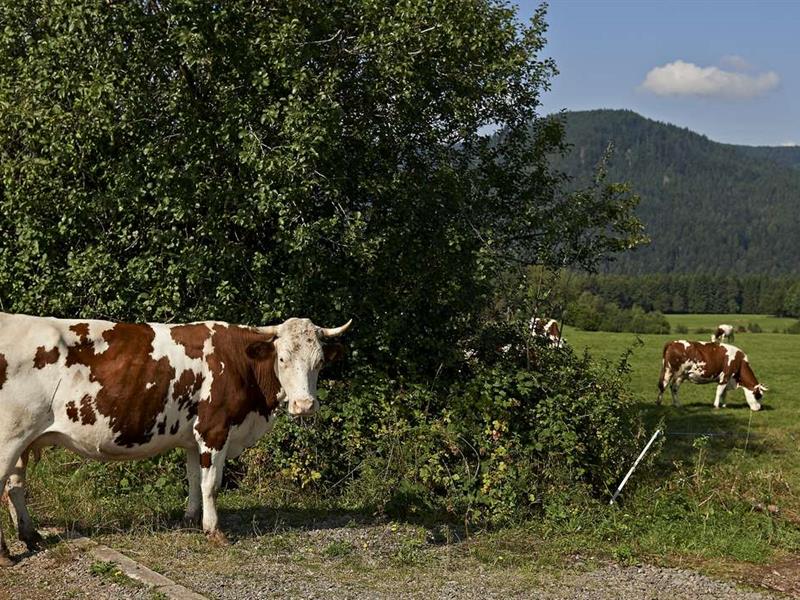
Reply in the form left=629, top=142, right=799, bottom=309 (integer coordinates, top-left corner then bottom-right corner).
left=737, top=358, right=759, bottom=390
left=209, top=324, right=281, bottom=416
left=250, top=354, right=281, bottom=413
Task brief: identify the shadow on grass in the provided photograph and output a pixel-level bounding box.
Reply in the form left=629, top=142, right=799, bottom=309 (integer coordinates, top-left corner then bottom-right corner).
left=636, top=398, right=773, bottom=473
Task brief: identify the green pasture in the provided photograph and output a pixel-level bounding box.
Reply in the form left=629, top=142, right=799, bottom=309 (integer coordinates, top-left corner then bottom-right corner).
left=560, top=320, right=800, bottom=564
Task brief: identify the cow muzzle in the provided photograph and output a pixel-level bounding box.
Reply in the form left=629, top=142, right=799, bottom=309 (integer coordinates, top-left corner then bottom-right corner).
left=288, top=397, right=318, bottom=417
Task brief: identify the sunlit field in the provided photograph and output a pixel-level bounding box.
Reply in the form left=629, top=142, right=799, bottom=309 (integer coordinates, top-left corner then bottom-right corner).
left=562, top=317, right=800, bottom=564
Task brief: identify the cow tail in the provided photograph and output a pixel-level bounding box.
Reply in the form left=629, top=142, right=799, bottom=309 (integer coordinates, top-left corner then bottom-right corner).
left=657, top=346, right=668, bottom=392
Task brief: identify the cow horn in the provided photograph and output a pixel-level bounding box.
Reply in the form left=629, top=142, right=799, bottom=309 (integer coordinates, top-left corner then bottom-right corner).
left=260, top=325, right=279, bottom=337
left=318, top=319, right=352, bottom=338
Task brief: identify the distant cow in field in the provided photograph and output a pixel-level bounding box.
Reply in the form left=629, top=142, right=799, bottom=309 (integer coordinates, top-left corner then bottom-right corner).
left=0, top=312, right=351, bottom=565
left=530, top=318, right=565, bottom=347
left=712, top=324, right=735, bottom=343
left=657, top=340, right=766, bottom=411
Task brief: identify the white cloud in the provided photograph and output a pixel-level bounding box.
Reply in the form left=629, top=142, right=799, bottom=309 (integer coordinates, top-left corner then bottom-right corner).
left=780, top=141, right=798, bottom=147
left=640, top=60, right=779, bottom=99
left=720, top=54, right=751, bottom=71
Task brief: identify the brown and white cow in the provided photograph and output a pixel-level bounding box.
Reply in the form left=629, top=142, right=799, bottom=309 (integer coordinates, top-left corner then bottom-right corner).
left=712, top=324, right=735, bottom=343
left=530, top=317, right=565, bottom=348
left=0, top=312, right=351, bottom=565
left=657, top=340, right=766, bottom=411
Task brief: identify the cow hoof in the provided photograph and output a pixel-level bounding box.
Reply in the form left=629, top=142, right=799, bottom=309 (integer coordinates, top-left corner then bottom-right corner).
left=22, top=530, right=44, bottom=552
left=0, top=553, right=14, bottom=568
left=207, top=529, right=229, bottom=546
left=182, top=513, right=201, bottom=528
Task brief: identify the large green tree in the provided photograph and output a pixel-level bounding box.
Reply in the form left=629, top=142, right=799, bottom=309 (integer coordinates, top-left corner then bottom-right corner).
left=0, top=1, right=641, bottom=370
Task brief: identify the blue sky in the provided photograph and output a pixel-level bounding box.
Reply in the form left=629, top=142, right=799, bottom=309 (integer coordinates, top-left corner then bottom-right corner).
left=515, top=1, right=800, bottom=146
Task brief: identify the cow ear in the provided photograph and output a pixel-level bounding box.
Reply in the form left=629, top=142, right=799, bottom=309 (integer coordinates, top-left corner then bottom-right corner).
left=323, top=343, right=345, bottom=364
left=246, top=340, right=274, bottom=360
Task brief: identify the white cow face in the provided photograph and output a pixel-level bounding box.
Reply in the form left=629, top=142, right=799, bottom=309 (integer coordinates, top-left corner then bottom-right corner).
left=269, top=318, right=349, bottom=417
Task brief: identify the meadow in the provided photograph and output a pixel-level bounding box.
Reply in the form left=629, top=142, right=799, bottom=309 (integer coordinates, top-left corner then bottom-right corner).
left=559, top=315, right=800, bottom=568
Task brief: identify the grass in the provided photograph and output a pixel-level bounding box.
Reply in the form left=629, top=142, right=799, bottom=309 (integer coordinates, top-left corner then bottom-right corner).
left=6, top=314, right=799, bottom=593
left=89, top=559, right=142, bottom=588
left=558, top=322, right=800, bottom=567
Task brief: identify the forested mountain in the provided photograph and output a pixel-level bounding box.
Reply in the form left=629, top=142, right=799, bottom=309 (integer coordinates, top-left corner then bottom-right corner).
left=552, top=109, right=800, bottom=275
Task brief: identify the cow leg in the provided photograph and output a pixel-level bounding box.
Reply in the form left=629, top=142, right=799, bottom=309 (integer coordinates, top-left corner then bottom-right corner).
left=0, top=474, right=11, bottom=567
left=670, top=380, right=681, bottom=406
left=0, top=448, right=24, bottom=566
left=657, top=367, right=672, bottom=404
left=5, top=450, right=42, bottom=551
left=183, top=446, right=202, bottom=527
left=713, top=383, right=728, bottom=409
left=199, top=447, right=228, bottom=544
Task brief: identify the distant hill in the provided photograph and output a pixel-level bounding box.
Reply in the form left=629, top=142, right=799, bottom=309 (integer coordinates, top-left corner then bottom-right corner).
left=550, top=109, right=800, bottom=275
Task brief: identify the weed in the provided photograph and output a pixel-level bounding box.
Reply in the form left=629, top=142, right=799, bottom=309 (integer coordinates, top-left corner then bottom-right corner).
left=393, top=537, right=425, bottom=566
left=89, top=560, right=141, bottom=587
left=323, top=540, right=354, bottom=558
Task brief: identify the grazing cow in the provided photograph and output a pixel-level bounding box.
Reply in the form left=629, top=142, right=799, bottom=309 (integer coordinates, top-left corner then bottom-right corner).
left=0, top=312, right=351, bottom=565
left=657, top=340, right=766, bottom=411
left=530, top=318, right=565, bottom=347
left=712, top=324, right=735, bottom=343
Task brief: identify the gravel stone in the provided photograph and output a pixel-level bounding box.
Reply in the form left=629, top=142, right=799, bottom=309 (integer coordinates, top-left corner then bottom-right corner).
left=0, top=525, right=785, bottom=600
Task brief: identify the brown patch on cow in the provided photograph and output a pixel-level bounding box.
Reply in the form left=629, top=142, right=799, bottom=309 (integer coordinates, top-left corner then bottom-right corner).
left=66, top=400, right=79, bottom=422
left=170, top=324, right=211, bottom=360
left=173, top=369, right=204, bottom=403
left=65, top=324, right=95, bottom=367
left=0, top=353, right=7, bottom=390
left=732, top=350, right=761, bottom=393
left=662, top=341, right=727, bottom=381
left=173, top=369, right=204, bottom=423
left=69, top=323, right=90, bottom=338
left=79, top=394, right=96, bottom=425
left=195, top=325, right=281, bottom=451
left=199, top=451, right=212, bottom=468
left=65, top=322, right=176, bottom=447
left=33, top=345, right=60, bottom=369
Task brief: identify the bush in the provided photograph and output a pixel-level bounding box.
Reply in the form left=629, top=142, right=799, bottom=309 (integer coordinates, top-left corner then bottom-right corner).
left=785, top=320, right=800, bottom=334
left=674, top=324, right=689, bottom=334
left=242, top=344, right=646, bottom=526
left=566, top=292, right=669, bottom=334
left=748, top=323, right=763, bottom=333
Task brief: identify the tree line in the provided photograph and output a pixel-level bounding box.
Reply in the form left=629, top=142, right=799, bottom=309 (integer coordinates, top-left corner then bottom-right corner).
left=560, top=272, right=800, bottom=317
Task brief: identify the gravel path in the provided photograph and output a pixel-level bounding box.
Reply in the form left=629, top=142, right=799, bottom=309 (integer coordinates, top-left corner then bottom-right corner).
left=0, top=524, right=788, bottom=600
left=0, top=537, right=151, bottom=600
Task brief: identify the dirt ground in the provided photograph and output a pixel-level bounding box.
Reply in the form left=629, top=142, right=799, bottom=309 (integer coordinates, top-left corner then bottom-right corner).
left=0, top=516, right=794, bottom=600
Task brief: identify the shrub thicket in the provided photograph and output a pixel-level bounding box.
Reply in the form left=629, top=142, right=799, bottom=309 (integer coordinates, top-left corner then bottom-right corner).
left=566, top=291, right=669, bottom=334
left=242, top=342, right=644, bottom=526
